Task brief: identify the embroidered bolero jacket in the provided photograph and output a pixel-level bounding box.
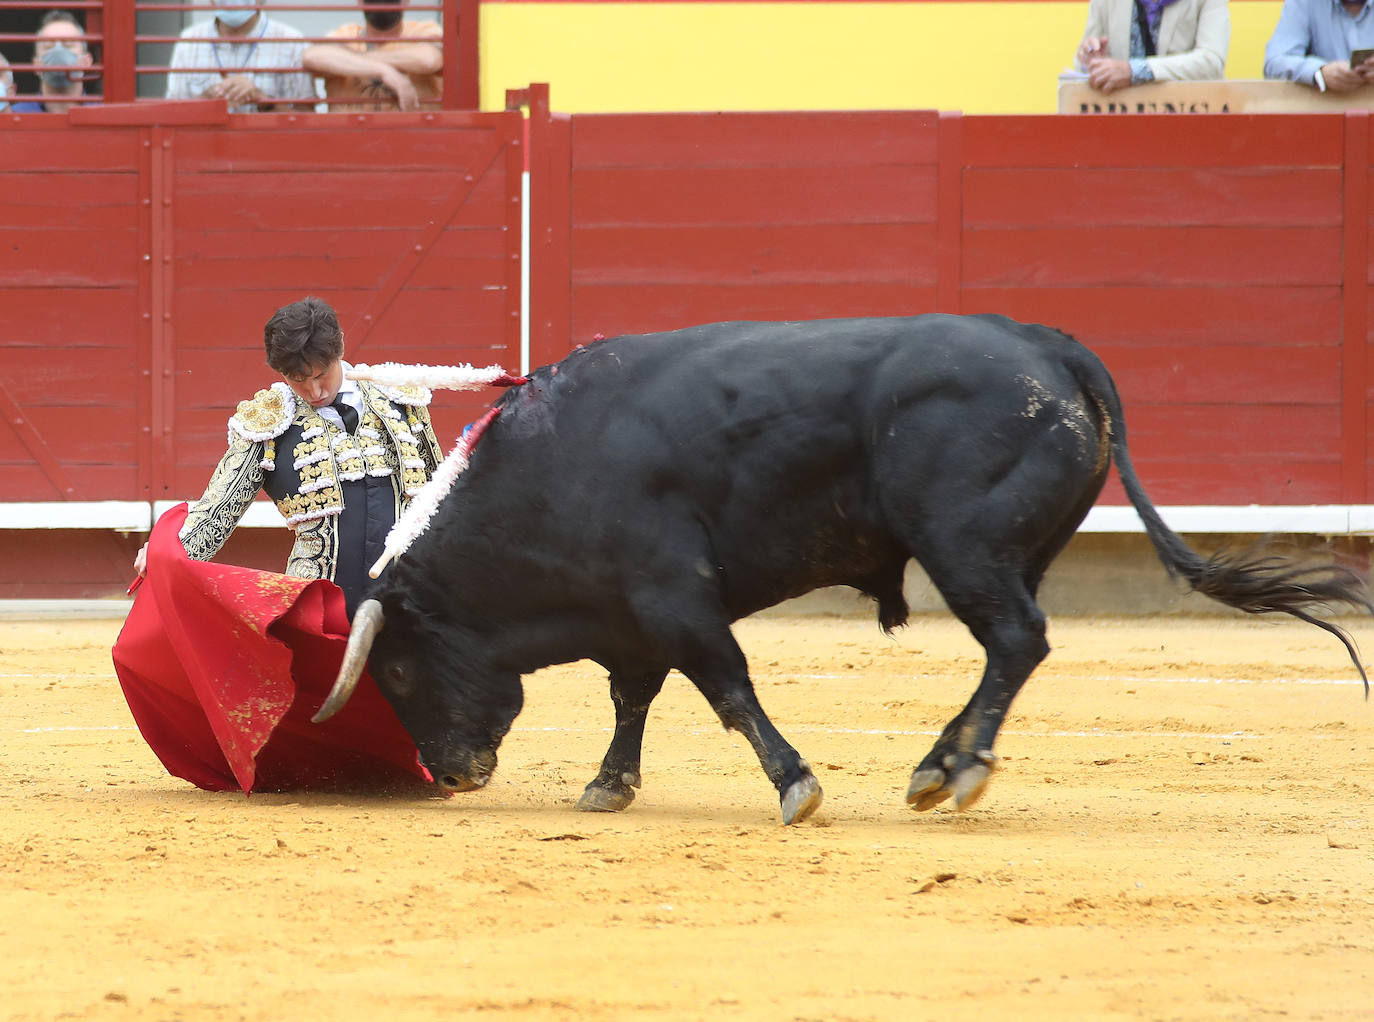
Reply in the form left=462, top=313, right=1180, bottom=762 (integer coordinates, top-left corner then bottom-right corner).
left=178, top=378, right=443, bottom=583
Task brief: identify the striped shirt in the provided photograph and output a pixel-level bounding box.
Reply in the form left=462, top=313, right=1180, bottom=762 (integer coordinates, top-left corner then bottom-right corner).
left=165, top=15, right=317, bottom=112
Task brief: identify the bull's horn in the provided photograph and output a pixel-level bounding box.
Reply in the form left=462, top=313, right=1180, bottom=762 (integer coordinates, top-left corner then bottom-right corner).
left=312, top=599, right=385, bottom=723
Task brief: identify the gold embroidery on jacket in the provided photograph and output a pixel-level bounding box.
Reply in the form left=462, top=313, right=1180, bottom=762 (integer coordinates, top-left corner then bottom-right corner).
left=179, top=435, right=265, bottom=561
left=179, top=379, right=440, bottom=582
left=229, top=385, right=295, bottom=442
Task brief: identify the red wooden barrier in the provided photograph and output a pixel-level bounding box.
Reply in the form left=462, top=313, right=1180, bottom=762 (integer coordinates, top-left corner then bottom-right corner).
left=8, top=99, right=1374, bottom=599
left=529, top=104, right=1374, bottom=508
left=0, top=110, right=524, bottom=507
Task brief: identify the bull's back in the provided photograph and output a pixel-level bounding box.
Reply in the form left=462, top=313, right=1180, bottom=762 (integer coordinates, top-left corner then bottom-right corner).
left=517, top=315, right=1095, bottom=464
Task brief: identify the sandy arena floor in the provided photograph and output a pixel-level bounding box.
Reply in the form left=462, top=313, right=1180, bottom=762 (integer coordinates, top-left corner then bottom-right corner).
left=2, top=612, right=1372, bottom=1021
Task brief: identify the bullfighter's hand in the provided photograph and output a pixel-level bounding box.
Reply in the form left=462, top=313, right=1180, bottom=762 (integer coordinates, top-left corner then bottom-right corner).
left=133, top=542, right=148, bottom=578
left=1087, top=57, right=1132, bottom=93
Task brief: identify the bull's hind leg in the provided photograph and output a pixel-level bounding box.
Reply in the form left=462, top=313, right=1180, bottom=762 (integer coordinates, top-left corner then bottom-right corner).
left=906, top=580, right=1049, bottom=812
left=578, top=666, right=669, bottom=813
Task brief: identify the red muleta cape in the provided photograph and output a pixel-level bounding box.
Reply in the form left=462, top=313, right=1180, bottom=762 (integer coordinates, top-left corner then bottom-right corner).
left=112, top=503, right=432, bottom=793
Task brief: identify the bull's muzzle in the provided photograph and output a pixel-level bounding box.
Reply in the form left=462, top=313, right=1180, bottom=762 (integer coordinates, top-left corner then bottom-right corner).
left=433, top=748, right=497, bottom=793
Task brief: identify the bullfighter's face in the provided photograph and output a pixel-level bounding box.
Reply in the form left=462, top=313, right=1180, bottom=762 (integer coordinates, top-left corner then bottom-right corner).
left=367, top=611, right=524, bottom=793
left=281, top=359, right=344, bottom=412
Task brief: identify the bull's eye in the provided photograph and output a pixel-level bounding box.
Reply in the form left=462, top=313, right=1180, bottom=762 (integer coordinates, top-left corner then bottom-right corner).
left=384, top=663, right=412, bottom=697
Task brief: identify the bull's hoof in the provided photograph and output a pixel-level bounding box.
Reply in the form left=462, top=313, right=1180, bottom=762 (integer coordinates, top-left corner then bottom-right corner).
left=907, top=753, right=997, bottom=813
left=577, top=780, right=636, bottom=813
left=949, top=762, right=993, bottom=809
left=781, top=773, right=823, bottom=825
left=906, top=767, right=952, bottom=811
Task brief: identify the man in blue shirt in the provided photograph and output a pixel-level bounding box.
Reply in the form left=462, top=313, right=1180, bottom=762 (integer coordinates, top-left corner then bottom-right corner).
left=1265, top=0, right=1374, bottom=92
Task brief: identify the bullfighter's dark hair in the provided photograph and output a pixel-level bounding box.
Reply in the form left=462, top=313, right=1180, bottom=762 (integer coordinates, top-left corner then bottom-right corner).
left=263, top=296, right=345, bottom=378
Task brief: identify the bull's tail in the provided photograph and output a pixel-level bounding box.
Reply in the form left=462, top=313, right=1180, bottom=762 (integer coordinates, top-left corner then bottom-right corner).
left=1070, top=346, right=1373, bottom=696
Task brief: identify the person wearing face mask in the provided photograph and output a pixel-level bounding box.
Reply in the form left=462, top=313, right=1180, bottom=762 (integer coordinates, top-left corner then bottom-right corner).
left=165, top=0, right=316, bottom=112
left=8, top=10, right=95, bottom=114
left=0, top=53, right=12, bottom=112
left=303, top=0, right=443, bottom=112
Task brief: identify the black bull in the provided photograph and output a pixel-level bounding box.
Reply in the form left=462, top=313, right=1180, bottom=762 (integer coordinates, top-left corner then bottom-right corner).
left=316, top=314, right=1371, bottom=824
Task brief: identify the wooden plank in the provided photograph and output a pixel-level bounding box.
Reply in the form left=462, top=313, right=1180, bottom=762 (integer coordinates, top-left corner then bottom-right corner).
left=172, top=289, right=511, bottom=349
left=963, top=167, right=1342, bottom=229
left=1094, top=343, right=1339, bottom=405
left=963, top=114, right=1344, bottom=169
left=5, top=406, right=138, bottom=464
left=0, top=228, right=140, bottom=287
left=0, top=288, right=141, bottom=346
left=0, top=466, right=137, bottom=503
left=171, top=229, right=511, bottom=290
left=1097, top=460, right=1343, bottom=505
left=172, top=121, right=513, bottom=172
left=0, top=531, right=145, bottom=599
left=1121, top=403, right=1342, bottom=460
left=1, top=348, right=146, bottom=402
left=572, top=110, right=939, bottom=169
left=1342, top=112, right=1370, bottom=503
left=962, top=226, right=1341, bottom=287
left=0, top=173, right=141, bottom=230
left=571, top=164, right=937, bottom=227
left=530, top=102, right=572, bottom=372
left=568, top=164, right=934, bottom=228
left=961, top=286, right=1343, bottom=347
left=0, top=129, right=141, bottom=171
left=572, top=223, right=937, bottom=285
left=151, top=125, right=176, bottom=499
left=936, top=111, right=962, bottom=313
left=570, top=283, right=938, bottom=342
left=172, top=171, right=511, bottom=231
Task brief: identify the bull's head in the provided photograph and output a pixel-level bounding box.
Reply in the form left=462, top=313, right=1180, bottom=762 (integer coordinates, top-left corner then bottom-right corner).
left=313, top=598, right=523, bottom=792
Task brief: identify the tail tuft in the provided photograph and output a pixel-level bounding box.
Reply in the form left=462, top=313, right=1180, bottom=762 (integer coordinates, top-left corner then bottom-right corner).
left=1186, top=542, right=1372, bottom=696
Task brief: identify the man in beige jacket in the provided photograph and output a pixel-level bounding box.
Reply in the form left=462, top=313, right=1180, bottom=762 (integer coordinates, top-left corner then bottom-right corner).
left=1074, top=0, right=1230, bottom=93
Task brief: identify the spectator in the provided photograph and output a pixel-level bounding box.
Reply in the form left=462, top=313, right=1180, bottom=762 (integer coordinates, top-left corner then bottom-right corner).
left=1074, top=0, right=1229, bottom=93
left=9, top=10, right=94, bottom=114
left=304, top=0, right=442, bottom=112
left=1264, top=0, right=1374, bottom=92
left=0, top=53, right=12, bottom=111
left=165, top=1, right=316, bottom=113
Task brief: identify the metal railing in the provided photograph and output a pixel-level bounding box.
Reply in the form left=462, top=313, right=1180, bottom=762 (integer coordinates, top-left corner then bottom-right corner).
left=0, top=0, right=478, bottom=110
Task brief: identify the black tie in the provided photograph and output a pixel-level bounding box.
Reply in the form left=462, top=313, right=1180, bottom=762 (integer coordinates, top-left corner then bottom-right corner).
left=330, top=396, right=358, bottom=434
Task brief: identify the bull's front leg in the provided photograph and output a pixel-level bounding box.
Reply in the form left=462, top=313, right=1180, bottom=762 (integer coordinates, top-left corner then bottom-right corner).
left=577, top=667, right=667, bottom=813
left=676, top=633, right=822, bottom=825
left=713, top=688, right=823, bottom=825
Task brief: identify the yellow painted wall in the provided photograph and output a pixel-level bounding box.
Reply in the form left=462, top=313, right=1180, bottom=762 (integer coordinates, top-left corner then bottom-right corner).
left=479, top=1, right=1285, bottom=114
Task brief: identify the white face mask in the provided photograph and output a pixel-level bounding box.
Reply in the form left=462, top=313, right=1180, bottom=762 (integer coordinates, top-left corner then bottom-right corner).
left=212, top=2, right=258, bottom=29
